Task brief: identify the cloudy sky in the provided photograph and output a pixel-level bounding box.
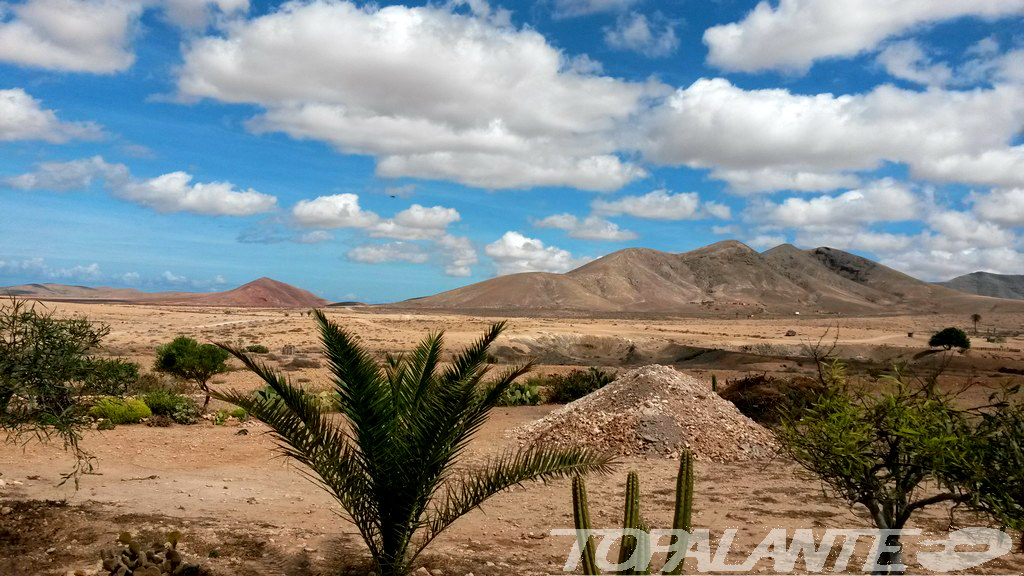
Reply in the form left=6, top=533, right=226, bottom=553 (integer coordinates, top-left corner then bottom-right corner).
left=2, top=0, right=1023, bottom=302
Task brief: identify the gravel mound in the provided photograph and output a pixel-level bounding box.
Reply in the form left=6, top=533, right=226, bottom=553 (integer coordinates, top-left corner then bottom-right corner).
left=514, top=365, right=777, bottom=462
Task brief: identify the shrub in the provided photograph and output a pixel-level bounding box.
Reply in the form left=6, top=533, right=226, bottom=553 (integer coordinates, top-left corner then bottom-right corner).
left=244, top=344, right=269, bottom=354
left=720, top=373, right=824, bottom=426
left=154, top=337, right=229, bottom=410
left=81, top=358, right=140, bottom=396
left=929, top=327, right=971, bottom=350
left=229, top=407, right=248, bottom=421
left=148, top=414, right=173, bottom=427
left=142, top=390, right=201, bottom=425
left=88, top=397, right=151, bottom=424
left=545, top=367, right=616, bottom=404
left=212, top=409, right=229, bottom=425
left=494, top=380, right=541, bottom=406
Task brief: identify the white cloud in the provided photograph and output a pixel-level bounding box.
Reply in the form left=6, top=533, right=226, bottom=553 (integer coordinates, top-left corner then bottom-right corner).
left=370, top=204, right=461, bottom=240
left=178, top=0, right=654, bottom=192
left=592, top=189, right=730, bottom=220
left=710, top=167, right=861, bottom=195
left=161, top=0, right=249, bottom=29
left=0, top=257, right=104, bottom=282
left=116, top=172, right=276, bottom=216
left=643, top=78, right=1024, bottom=191
left=347, top=242, right=430, bottom=264
left=0, top=0, right=141, bottom=73
left=296, top=230, right=333, bottom=244
left=550, top=0, right=638, bottom=18
left=0, top=89, right=102, bottom=143
left=703, top=0, right=1024, bottom=73
left=712, top=224, right=737, bottom=236
left=292, top=194, right=380, bottom=229
left=927, top=210, right=1015, bottom=249
left=437, top=234, right=478, bottom=277
left=6, top=156, right=277, bottom=216
left=876, top=40, right=953, bottom=87
left=534, top=213, right=637, bottom=241
left=746, top=234, right=786, bottom=249
left=750, top=179, right=919, bottom=228
left=604, top=12, right=678, bottom=58
left=971, top=188, right=1024, bottom=226
left=485, top=231, right=587, bottom=275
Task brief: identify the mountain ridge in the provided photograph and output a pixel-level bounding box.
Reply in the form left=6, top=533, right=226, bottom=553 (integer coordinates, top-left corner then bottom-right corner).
left=938, top=271, right=1024, bottom=300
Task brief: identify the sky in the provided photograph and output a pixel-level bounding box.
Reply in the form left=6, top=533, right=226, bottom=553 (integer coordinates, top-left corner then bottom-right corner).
left=1, top=0, right=1023, bottom=303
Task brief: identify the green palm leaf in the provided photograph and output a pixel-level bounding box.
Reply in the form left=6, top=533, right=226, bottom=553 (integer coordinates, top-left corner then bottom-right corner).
left=214, top=313, right=614, bottom=576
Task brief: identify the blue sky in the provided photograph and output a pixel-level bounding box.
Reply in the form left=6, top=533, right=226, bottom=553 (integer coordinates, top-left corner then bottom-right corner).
left=2, top=0, right=1023, bottom=302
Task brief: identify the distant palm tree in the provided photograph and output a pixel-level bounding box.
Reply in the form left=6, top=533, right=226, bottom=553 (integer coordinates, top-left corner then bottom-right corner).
left=213, top=311, right=614, bottom=576
left=971, top=313, right=982, bottom=334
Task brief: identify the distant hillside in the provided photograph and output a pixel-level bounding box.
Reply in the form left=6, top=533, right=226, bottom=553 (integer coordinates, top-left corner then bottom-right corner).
left=1, top=277, right=327, bottom=308
left=396, top=241, right=1021, bottom=316
left=938, top=272, right=1024, bottom=300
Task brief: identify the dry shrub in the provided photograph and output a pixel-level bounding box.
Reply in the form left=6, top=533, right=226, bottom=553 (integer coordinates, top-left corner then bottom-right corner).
left=720, top=373, right=824, bottom=426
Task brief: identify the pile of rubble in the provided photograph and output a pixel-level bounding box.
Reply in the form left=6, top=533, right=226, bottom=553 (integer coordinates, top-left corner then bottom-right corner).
left=514, top=365, right=777, bottom=462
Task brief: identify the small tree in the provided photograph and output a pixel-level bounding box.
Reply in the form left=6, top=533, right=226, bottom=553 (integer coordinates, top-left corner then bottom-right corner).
left=154, top=337, right=229, bottom=411
left=929, top=327, right=970, bottom=351
left=213, top=312, right=614, bottom=576
left=971, top=313, right=982, bottom=334
left=0, top=298, right=110, bottom=484
left=776, top=361, right=975, bottom=572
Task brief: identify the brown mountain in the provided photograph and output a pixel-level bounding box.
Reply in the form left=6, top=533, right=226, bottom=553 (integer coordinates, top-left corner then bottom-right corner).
left=1, top=277, right=327, bottom=308
left=938, top=272, right=1024, bottom=300
left=398, top=241, right=1022, bottom=316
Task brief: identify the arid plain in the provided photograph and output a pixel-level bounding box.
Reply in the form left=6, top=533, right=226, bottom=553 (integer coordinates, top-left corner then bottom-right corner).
left=2, top=302, right=1024, bottom=575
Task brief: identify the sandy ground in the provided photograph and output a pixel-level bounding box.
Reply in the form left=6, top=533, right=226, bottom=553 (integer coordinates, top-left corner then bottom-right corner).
left=2, top=303, right=1024, bottom=575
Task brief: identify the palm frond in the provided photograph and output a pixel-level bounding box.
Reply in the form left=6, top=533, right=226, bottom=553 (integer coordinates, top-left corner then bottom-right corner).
left=416, top=444, right=616, bottom=557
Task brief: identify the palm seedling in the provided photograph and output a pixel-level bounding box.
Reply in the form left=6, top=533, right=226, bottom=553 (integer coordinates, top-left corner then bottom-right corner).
left=213, top=310, right=615, bottom=576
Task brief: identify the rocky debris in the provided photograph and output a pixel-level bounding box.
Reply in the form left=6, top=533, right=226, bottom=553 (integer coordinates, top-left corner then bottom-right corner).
left=513, top=365, right=777, bottom=462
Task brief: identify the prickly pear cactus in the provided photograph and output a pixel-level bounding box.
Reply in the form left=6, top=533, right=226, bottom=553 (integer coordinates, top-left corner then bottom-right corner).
left=99, top=531, right=212, bottom=576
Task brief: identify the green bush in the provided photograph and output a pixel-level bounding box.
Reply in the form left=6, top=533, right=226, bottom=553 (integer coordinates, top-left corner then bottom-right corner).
left=244, top=344, right=269, bottom=354
left=545, top=367, right=617, bottom=404
left=229, top=407, right=248, bottom=421
left=82, top=358, right=140, bottom=396
left=89, top=397, right=151, bottom=424
left=929, top=327, right=971, bottom=350
left=494, top=381, right=542, bottom=406
left=142, top=390, right=201, bottom=424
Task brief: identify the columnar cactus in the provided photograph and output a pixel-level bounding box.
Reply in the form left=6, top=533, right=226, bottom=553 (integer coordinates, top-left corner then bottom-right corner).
left=571, top=450, right=696, bottom=576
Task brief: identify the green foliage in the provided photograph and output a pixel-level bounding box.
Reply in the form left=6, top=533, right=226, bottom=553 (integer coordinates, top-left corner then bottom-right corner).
left=96, top=419, right=116, bottom=431
left=776, top=361, right=978, bottom=567
left=710, top=374, right=717, bottom=393
left=545, top=367, right=617, bottom=404
left=89, top=397, right=152, bottom=424
left=100, top=531, right=211, bottom=576
left=928, top=327, right=971, bottom=350
left=212, top=409, right=229, bottom=425
left=154, top=336, right=229, bottom=410
left=229, top=407, right=248, bottom=421
left=572, top=451, right=695, bottom=575
left=142, top=390, right=200, bottom=425
left=82, top=358, right=140, bottom=396
left=213, top=311, right=615, bottom=576
left=244, top=344, right=269, bottom=354
left=494, top=380, right=541, bottom=406
left=0, top=298, right=111, bottom=484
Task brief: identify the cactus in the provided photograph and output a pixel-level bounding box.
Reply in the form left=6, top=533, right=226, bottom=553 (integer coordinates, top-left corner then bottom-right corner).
left=667, top=450, right=694, bottom=575
left=711, top=374, right=718, bottom=393
left=573, top=476, right=601, bottom=575
left=100, top=531, right=211, bottom=576
left=571, top=450, right=695, bottom=575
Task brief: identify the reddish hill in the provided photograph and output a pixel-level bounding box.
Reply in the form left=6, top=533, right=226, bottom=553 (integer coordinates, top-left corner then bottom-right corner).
left=1, top=277, right=327, bottom=308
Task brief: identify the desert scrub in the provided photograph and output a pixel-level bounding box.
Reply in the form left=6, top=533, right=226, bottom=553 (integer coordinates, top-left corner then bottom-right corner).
left=142, top=390, right=201, bottom=425
left=244, top=344, right=269, bottom=354
left=494, top=380, right=541, bottom=406
left=229, top=407, right=248, bottom=421
left=545, top=367, right=617, bottom=404
left=89, top=397, right=151, bottom=424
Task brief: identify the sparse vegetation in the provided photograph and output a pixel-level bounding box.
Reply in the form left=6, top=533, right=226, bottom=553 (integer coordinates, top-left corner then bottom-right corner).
left=142, top=389, right=201, bottom=425
left=494, top=380, right=542, bottom=406
left=929, top=327, right=971, bottom=350
left=544, top=367, right=617, bottom=404
left=88, top=397, right=152, bottom=425
left=81, top=358, right=141, bottom=397
left=154, top=337, right=230, bottom=411
left=720, top=373, right=824, bottom=426
left=244, top=344, right=269, bottom=354
left=212, top=312, right=614, bottom=576
left=100, top=531, right=211, bottom=576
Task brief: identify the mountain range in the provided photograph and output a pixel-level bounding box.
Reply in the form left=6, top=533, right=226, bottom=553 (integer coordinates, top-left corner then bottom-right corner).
left=937, top=272, right=1024, bottom=300
left=397, top=241, right=1023, bottom=315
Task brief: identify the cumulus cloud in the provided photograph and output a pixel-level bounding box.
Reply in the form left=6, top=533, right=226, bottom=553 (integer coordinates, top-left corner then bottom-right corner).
left=0, top=257, right=103, bottom=282
left=0, top=89, right=102, bottom=143
left=485, top=231, right=588, bottom=275
left=550, top=0, right=638, bottom=18
left=703, top=0, right=1024, bottom=73
left=437, top=234, right=478, bottom=277
left=750, top=180, right=919, bottom=228
left=710, top=167, right=861, bottom=195
left=592, top=189, right=730, bottom=220
left=533, top=213, right=637, bottom=241
left=970, top=188, right=1024, bottom=226
left=347, top=242, right=430, bottom=265
left=604, top=12, right=678, bottom=58
left=876, top=40, right=953, bottom=87
left=161, top=0, right=249, bottom=29
left=292, top=194, right=380, bottom=229
left=643, top=78, right=1024, bottom=191
left=177, top=0, right=654, bottom=192
left=6, top=156, right=277, bottom=216
left=295, top=230, right=333, bottom=244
